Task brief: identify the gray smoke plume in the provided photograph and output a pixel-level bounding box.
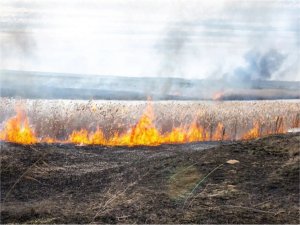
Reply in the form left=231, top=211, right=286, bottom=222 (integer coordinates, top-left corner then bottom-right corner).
left=0, top=1, right=37, bottom=69
left=0, top=32, right=36, bottom=63
left=157, top=27, right=189, bottom=76
left=0, top=1, right=39, bottom=97
left=229, top=49, right=286, bottom=82
left=155, top=23, right=195, bottom=97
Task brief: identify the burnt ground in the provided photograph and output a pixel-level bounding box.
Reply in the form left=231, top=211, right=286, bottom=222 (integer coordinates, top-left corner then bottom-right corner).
left=0, top=133, right=299, bottom=224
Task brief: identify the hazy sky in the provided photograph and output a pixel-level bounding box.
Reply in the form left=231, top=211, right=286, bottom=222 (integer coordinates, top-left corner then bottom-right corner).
left=0, top=0, right=299, bottom=80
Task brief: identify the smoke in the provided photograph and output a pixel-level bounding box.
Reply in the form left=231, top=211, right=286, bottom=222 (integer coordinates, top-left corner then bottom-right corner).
left=0, top=1, right=37, bottom=69
left=154, top=0, right=299, bottom=86
left=0, top=34, right=37, bottom=74
left=0, top=0, right=299, bottom=101
left=0, top=33, right=36, bottom=60
left=154, top=24, right=193, bottom=96
left=157, top=27, right=191, bottom=76
left=0, top=1, right=41, bottom=98
left=229, top=49, right=287, bottom=82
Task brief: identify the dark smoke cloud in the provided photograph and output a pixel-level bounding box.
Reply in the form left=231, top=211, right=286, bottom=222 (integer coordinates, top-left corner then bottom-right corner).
left=229, top=49, right=286, bottom=82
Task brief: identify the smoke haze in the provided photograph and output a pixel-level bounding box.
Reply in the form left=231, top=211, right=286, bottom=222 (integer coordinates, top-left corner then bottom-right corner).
left=228, top=49, right=287, bottom=82
left=0, top=0, right=299, bottom=83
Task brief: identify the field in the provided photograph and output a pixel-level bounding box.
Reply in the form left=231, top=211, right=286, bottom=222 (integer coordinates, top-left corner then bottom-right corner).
left=1, top=0, right=299, bottom=223
left=1, top=133, right=299, bottom=223
left=2, top=70, right=299, bottom=100
left=0, top=99, right=299, bottom=223
left=1, top=99, right=299, bottom=142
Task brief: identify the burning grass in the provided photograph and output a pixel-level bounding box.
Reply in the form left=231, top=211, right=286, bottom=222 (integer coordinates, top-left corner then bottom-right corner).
left=0, top=98, right=299, bottom=146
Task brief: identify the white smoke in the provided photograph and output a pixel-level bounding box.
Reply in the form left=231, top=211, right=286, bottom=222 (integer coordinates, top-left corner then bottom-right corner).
left=0, top=0, right=299, bottom=82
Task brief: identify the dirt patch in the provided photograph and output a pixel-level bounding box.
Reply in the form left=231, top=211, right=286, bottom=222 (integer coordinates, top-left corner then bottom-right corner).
left=1, top=133, right=299, bottom=224
left=168, top=165, right=201, bottom=199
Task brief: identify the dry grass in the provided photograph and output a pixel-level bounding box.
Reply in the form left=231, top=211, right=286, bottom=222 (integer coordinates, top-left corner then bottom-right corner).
left=1, top=98, right=299, bottom=141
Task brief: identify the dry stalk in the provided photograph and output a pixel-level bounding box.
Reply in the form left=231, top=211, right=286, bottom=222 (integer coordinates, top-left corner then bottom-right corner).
left=183, top=163, right=224, bottom=208
left=92, top=171, right=150, bottom=222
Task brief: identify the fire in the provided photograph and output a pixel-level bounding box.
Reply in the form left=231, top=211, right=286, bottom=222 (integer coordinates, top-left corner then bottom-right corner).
left=0, top=102, right=295, bottom=146
left=66, top=104, right=225, bottom=146
left=212, top=91, right=224, bottom=101
left=241, top=122, right=261, bottom=140
left=41, top=137, right=56, bottom=143
left=68, top=128, right=106, bottom=145
left=212, top=122, right=227, bottom=141
left=0, top=109, right=37, bottom=144
left=108, top=105, right=162, bottom=146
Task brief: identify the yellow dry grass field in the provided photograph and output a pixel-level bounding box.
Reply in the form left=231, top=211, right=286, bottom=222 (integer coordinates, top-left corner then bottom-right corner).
left=0, top=98, right=299, bottom=141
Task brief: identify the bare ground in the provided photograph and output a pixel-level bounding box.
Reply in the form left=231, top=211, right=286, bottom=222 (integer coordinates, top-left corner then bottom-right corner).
left=0, top=133, right=299, bottom=224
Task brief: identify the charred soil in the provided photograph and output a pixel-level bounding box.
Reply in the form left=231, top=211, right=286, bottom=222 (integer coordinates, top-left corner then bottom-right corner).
left=1, top=133, right=299, bottom=224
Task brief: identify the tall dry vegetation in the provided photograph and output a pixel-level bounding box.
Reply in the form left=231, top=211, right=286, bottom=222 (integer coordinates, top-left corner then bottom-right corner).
left=0, top=98, right=299, bottom=141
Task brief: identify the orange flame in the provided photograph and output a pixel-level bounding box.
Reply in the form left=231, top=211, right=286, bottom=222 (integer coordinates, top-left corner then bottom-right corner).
left=65, top=104, right=227, bottom=146
left=241, top=121, right=261, bottom=140
left=212, top=91, right=224, bottom=101
left=68, top=128, right=106, bottom=145
left=0, top=109, right=37, bottom=144
left=0, top=102, right=295, bottom=146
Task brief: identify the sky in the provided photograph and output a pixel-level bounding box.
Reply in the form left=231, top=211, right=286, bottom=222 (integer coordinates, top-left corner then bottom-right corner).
left=0, top=0, right=299, bottom=80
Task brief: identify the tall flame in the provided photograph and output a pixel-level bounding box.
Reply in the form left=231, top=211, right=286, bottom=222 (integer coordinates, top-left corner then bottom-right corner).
left=66, top=103, right=223, bottom=146
left=0, top=102, right=294, bottom=146
left=0, top=109, right=37, bottom=144
left=241, top=122, right=261, bottom=140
